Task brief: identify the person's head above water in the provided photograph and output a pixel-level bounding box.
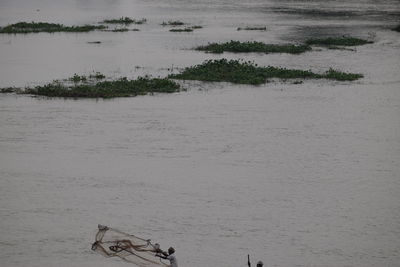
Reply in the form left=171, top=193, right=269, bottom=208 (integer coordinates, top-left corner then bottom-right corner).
left=256, top=261, right=263, bottom=267
left=168, top=247, right=175, bottom=255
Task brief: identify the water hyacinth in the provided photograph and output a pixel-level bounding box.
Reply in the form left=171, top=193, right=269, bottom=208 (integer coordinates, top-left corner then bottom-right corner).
left=0, top=21, right=106, bottom=33
left=196, top=41, right=311, bottom=54
left=169, top=59, right=363, bottom=84
left=305, top=37, right=372, bottom=46
left=25, top=76, right=181, bottom=98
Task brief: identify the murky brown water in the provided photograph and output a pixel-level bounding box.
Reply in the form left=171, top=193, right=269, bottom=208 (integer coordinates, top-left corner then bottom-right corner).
left=1, top=1, right=399, bottom=266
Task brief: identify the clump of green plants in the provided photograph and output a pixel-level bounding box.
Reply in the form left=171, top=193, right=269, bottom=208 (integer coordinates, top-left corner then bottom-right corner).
left=24, top=76, right=181, bottom=98
left=169, top=59, right=269, bottom=84
left=87, top=41, right=102, bottom=44
left=161, top=20, right=185, bottom=26
left=69, top=74, right=87, bottom=83
left=169, top=59, right=363, bottom=84
left=191, top=25, right=203, bottom=29
left=195, top=41, right=311, bottom=54
left=89, top=72, right=106, bottom=80
left=102, top=17, right=146, bottom=24
left=0, top=87, right=19, bottom=93
left=0, top=22, right=106, bottom=33
left=392, top=24, right=400, bottom=32
left=237, top=26, right=266, bottom=31
left=169, top=28, right=193, bottom=32
left=305, top=37, right=372, bottom=46
left=111, top=28, right=130, bottom=32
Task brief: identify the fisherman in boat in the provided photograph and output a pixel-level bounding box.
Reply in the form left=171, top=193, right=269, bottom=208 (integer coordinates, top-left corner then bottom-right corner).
left=155, top=246, right=178, bottom=267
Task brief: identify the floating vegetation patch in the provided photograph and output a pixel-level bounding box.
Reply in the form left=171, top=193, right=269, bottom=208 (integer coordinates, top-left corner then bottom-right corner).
left=87, top=41, right=102, bottom=44
left=305, top=37, right=372, bottom=46
left=237, top=26, right=266, bottom=31
left=24, top=76, right=181, bottom=98
left=102, top=17, right=146, bottom=25
left=69, top=74, right=87, bottom=83
left=161, top=20, right=185, bottom=26
left=169, top=28, right=193, bottom=32
left=111, top=28, right=130, bottom=32
left=0, top=87, right=20, bottom=93
left=169, top=59, right=363, bottom=85
left=0, top=21, right=106, bottom=33
left=89, top=72, right=106, bottom=80
left=392, top=24, right=400, bottom=32
left=196, top=41, right=311, bottom=54
left=191, top=25, right=203, bottom=29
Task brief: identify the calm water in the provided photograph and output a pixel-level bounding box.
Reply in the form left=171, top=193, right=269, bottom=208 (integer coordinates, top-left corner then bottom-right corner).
left=0, top=1, right=400, bottom=267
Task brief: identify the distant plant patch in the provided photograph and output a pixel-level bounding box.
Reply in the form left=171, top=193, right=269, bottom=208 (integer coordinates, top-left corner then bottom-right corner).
left=169, top=59, right=363, bottom=84
left=161, top=20, right=185, bottom=26
left=169, top=28, right=193, bottom=32
left=0, top=87, right=19, bottom=93
left=392, top=24, right=400, bottom=32
left=111, top=28, right=130, bottom=32
left=237, top=26, right=266, bottom=31
left=23, top=76, right=180, bottom=98
left=196, top=41, right=311, bottom=54
left=102, top=17, right=146, bottom=24
left=0, top=21, right=106, bottom=33
left=305, top=37, right=372, bottom=46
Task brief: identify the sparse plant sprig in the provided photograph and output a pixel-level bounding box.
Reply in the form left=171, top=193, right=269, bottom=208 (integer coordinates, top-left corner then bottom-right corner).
left=196, top=41, right=311, bottom=54
left=102, top=17, right=146, bottom=25
left=237, top=26, right=266, bottom=31
left=70, top=74, right=87, bottom=83
left=89, top=72, right=106, bottom=80
left=161, top=20, right=185, bottom=26
left=169, top=28, right=193, bottom=32
left=305, top=37, right=372, bottom=46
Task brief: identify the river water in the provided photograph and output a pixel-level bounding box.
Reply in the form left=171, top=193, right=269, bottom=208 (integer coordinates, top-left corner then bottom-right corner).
left=0, top=1, right=400, bottom=267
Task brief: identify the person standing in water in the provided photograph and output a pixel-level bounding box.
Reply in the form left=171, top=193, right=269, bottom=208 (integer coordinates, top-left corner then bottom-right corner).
left=156, top=246, right=178, bottom=267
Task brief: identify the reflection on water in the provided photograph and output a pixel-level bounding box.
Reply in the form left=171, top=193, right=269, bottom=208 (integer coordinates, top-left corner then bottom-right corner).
left=0, top=1, right=400, bottom=267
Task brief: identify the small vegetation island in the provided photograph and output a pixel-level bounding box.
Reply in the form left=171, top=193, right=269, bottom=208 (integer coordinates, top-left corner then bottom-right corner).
left=161, top=20, right=185, bottom=26
left=101, top=17, right=147, bottom=25
left=305, top=37, right=373, bottom=46
left=18, top=74, right=181, bottom=98
left=169, top=59, right=363, bottom=85
left=196, top=41, right=312, bottom=54
left=237, top=26, right=266, bottom=31
left=0, top=22, right=106, bottom=33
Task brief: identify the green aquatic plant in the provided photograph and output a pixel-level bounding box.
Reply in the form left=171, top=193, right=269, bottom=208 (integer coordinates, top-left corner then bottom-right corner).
left=69, top=74, right=87, bottom=83
left=191, top=25, right=203, bottom=29
left=0, top=21, right=106, bottom=33
left=392, top=24, right=400, bottom=32
left=169, top=59, right=363, bottom=84
left=102, top=17, right=146, bottom=24
left=24, top=76, right=181, bottom=98
left=169, top=59, right=271, bottom=85
left=111, top=28, right=130, bottom=32
left=305, top=37, right=372, bottom=46
left=161, top=20, right=185, bottom=26
left=169, top=28, right=193, bottom=32
left=0, top=87, right=19, bottom=93
left=196, top=41, right=311, bottom=54
left=89, top=72, right=106, bottom=80
left=237, top=26, right=266, bottom=31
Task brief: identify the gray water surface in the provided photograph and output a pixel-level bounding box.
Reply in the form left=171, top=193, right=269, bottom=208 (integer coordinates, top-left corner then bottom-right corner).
left=1, top=1, right=400, bottom=267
